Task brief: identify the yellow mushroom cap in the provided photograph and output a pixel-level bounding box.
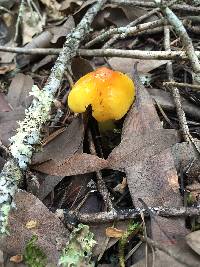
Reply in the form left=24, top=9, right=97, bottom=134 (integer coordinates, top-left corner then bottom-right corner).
left=68, top=67, right=135, bottom=122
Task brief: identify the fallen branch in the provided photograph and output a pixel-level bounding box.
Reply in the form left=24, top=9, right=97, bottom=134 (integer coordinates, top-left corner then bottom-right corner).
left=164, top=81, right=200, bottom=91
left=156, top=0, right=200, bottom=83
left=0, top=0, right=107, bottom=234
left=110, top=0, right=200, bottom=13
left=1, top=46, right=200, bottom=60
left=65, top=206, right=200, bottom=223
left=85, top=19, right=164, bottom=47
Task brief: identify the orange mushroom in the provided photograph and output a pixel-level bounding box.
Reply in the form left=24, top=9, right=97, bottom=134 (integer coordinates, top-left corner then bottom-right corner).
left=68, top=67, right=135, bottom=122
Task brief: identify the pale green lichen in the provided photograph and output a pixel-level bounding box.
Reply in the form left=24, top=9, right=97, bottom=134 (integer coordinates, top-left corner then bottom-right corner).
left=0, top=160, right=22, bottom=234
left=10, top=85, right=54, bottom=169
left=59, top=224, right=96, bottom=267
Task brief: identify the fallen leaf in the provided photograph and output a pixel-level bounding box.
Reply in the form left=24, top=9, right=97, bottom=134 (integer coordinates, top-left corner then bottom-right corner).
left=186, top=230, right=200, bottom=255
left=22, top=6, right=45, bottom=45
left=7, top=73, right=34, bottom=109
left=50, top=15, right=75, bottom=44
left=0, top=191, right=69, bottom=265
left=32, top=153, right=108, bottom=176
left=107, top=66, right=187, bottom=243
left=106, top=227, right=124, bottom=238
left=25, top=220, right=38, bottom=229
left=71, top=57, right=94, bottom=80
left=16, top=31, right=53, bottom=68
left=108, top=57, right=169, bottom=75
left=0, top=93, right=11, bottom=112
left=0, top=64, right=15, bottom=74
left=10, top=254, right=23, bottom=263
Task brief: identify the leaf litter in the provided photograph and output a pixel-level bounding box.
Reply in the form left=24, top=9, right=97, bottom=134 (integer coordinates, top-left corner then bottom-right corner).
left=1, top=1, right=200, bottom=266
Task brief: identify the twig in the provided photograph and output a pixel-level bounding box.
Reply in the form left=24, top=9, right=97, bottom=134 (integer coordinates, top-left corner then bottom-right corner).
left=14, top=0, right=25, bottom=43
left=163, top=23, right=190, bottom=142
left=88, top=130, right=113, bottom=210
left=140, top=236, right=199, bottom=267
left=85, top=19, right=164, bottom=48
left=67, top=206, right=200, bottom=223
left=1, top=46, right=200, bottom=60
left=110, top=0, right=200, bottom=13
left=156, top=0, right=200, bottom=83
left=0, top=0, right=107, bottom=235
left=164, top=81, right=200, bottom=91
left=103, top=8, right=160, bottom=48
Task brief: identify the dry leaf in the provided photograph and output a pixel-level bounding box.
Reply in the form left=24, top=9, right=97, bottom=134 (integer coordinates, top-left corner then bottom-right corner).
left=186, top=230, right=200, bottom=255
left=22, top=6, right=45, bottom=45
left=107, top=67, right=187, bottom=243
left=0, top=191, right=69, bottom=265
left=106, top=227, right=124, bottom=238
left=50, top=15, right=75, bottom=44
left=113, top=177, right=127, bottom=194
left=0, top=93, right=11, bottom=112
left=10, top=254, right=23, bottom=263
left=7, top=73, right=34, bottom=109
left=32, top=153, right=108, bottom=177
left=108, top=58, right=169, bottom=75
left=0, top=64, right=15, bottom=74
left=25, top=220, right=38, bottom=229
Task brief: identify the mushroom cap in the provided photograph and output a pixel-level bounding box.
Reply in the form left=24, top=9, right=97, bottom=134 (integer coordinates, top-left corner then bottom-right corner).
left=68, top=67, right=135, bottom=122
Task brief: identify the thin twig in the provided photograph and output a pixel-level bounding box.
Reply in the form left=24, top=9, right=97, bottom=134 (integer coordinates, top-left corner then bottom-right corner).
left=14, top=0, right=25, bottom=43
left=1, top=46, right=200, bottom=60
left=164, top=81, right=200, bottom=91
left=110, top=0, right=200, bottom=13
left=103, top=8, right=160, bottom=48
left=164, top=23, right=190, bottom=142
left=67, top=206, right=200, bottom=223
left=88, top=130, right=113, bottom=210
left=85, top=19, right=164, bottom=48
left=0, top=0, right=107, bottom=234
left=156, top=0, right=200, bottom=83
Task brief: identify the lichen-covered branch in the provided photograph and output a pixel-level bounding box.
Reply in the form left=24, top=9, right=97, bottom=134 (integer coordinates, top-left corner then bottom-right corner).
left=156, top=0, right=200, bottom=83
left=85, top=19, right=164, bottom=48
left=0, top=0, right=107, bottom=234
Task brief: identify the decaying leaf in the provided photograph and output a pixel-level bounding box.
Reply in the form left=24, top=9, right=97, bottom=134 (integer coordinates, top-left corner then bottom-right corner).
left=107, top=67, right=187, bottom=243
left=186, top=230, right=200, bottom=256
left=10, top=254, right=23, bottom=263
left=32, top=153, right=108, bottom=177
left=25, top=220, right=38, bottom=229
left=0, top=191, right=69, bottom=265
left=22, top=6, right=45, bottom=45
left=6, top=73, right=34, bottom=109
left=108, top=57, right=169, bottom=75
left=106, top=227, right=124, bottom=238
left=50, top=15, right=75, bottom=44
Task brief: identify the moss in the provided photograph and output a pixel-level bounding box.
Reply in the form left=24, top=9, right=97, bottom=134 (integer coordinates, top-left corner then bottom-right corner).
left=23, top=235, right=47, bottom=267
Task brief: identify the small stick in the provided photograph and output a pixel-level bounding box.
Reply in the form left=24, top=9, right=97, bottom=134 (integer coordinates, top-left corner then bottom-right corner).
left=1, top=46, right=200, bottom=60
left=67, top=206, right=200, bottom=223
left=85, top=19, right=164, bottom=48
left=14, top=0, right=25, bottom=43
left=164, top=23, right=190, bottom=142
left=88, top=130, right=113, bottom=210
left=163, top=81, right=200, bottom=91
left=110, top=0, right=200, bottom=13
left=103, top=8, right=160, bottom=48
left=156, top=0, right=200, bottom=83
